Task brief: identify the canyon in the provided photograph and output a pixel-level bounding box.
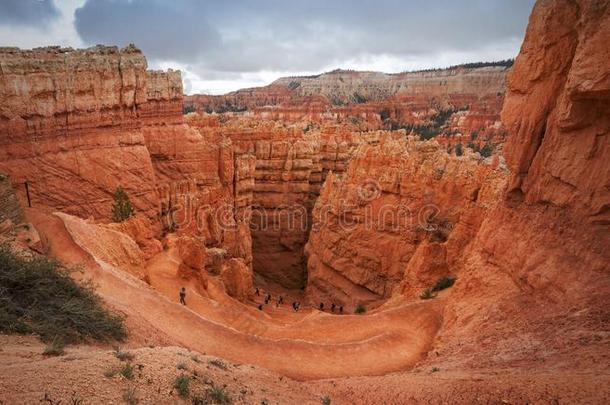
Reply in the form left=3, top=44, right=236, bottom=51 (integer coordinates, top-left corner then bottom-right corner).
left=0, top=0, right=609, bottom=403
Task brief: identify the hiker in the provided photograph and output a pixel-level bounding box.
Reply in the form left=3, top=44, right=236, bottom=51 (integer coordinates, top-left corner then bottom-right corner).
left=179, top=287, right=186, bottom=305
left=267, top=293, right=272, bottom=302
left=319, top=302, right=324, bottom=311
left=331, top=303, right=336, bottom=312
left=278, top=296, right=284, bottom=305
left=255, top=287, right=260, bottom=296
left=339, top=305, right=343, bottom=314
left=258, top=304, right=263, bottom=311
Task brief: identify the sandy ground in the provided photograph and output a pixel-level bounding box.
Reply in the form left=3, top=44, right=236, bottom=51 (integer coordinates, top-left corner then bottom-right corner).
left=2, top=334, right=608, bottom=404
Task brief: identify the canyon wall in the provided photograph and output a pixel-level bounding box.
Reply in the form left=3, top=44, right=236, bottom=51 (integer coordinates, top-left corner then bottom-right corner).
left=436, top=0, right=610, bottom=369
left=141, top=70, right=253, bottom=264
left=0, top=45, right=159, bottom=220
left=273, top=66, right=508, bottom=105
left=0, top=46, right=254, bottom=292
left=0, top=173, right=23, bottom=226
left=305, top=134, right=505, bottom=307
left=502, top=0, right=610, bottom=224
left=300, top=0, right=610, bottom=366
left=187, top=114, right=408, bottom=289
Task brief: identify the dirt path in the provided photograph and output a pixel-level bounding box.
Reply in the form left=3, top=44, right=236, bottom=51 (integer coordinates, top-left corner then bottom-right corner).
left=27, top=209, right=444, bottom=380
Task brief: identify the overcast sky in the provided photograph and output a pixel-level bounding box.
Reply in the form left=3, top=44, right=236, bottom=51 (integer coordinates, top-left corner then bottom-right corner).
left=0, top=0, right=535, bottom=94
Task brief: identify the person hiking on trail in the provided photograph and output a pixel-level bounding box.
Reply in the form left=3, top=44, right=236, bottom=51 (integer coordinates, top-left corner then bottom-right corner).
left=255, top=287, right=260, bottom=296
left=278, top=296, right=284, bottom=305
left=179, top=287, right=186, bottom=305
left=319, top=302, right=324, bottom=311
left=331, top=303, right=336, bottom=312
left=339, top=305, right=343, bottom=314
left=258, top=304, right=263, bottom=311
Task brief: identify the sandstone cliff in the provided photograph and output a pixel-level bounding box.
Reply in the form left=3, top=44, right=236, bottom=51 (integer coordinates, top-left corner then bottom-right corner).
left=274, top=66, right=508, bottom=105
left=0, top=45, right=254, bottom=289
left=427, top=0, right=609, bottom=370
left=0, top=45, right=159, bottom=220
left=305, top=134, right=505, bottom=307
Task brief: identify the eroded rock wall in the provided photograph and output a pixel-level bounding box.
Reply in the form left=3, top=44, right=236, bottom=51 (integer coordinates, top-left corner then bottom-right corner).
left=439, top=3, right=610, bottom=361
left=0, top=46, right=254, bottom=274
left=0, top=45, right=159, bottom=220
left=305, top=134, right=506, bottom=307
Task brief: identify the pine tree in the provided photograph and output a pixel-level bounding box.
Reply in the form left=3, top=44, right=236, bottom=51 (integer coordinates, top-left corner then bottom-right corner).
left=455, top=143, right=464, bottom=156
left=111, top=186, right=134, bottom=223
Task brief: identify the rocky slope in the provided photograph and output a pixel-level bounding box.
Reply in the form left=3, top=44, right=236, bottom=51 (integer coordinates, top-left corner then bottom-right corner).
left=436, top=0, right=609, bottom=368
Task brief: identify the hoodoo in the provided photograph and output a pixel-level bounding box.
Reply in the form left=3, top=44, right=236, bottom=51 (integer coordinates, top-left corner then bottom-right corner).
left=0, top=0, right=608, bottom=403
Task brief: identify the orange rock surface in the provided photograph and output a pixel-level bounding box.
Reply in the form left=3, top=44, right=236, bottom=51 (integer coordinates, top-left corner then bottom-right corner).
left=0, top=45, right=159, bottom=220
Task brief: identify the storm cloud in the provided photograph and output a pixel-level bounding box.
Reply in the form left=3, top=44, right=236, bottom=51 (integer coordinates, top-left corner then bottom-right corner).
left=0, top=0, right=535, bottom=93
left=0, top=0, right=60, bottom=27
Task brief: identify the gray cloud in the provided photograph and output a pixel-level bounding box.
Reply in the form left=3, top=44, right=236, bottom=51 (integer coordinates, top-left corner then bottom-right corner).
left=72, top=0, right=535, bottom=93
left=0, top=0, right=60, bottom=27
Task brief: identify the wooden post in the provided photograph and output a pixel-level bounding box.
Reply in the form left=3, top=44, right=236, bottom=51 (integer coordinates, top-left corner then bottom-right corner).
left=24, top=181, right=31, bottom=207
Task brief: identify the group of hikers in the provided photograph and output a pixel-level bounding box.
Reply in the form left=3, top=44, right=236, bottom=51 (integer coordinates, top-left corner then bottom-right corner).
left=177, top=286, right=344, bottom=315
left=254, top=287, right=343, bottom=314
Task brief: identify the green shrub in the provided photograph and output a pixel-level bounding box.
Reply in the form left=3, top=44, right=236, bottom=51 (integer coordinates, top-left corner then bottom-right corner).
left=479, top=144, right=493, bottom=158
left=177, top=361, right=188, bottom=370
left=190, top=354, right=201, bottom=363
left=431, top=367, right=440, bottom=373
left=0, top=245, right=126, bottom=344
left=208, top=384, right=230, bottom=404
left=432, top=276, right=456, bottom=292
left=174, top=374, right=190, bottom=398
left=354, top=304, right=366, bottom=314
left=420, top=288, right=436, bottom=300
left=111, top=186, right=135, bottom=223
left=120, top=363, right=135, bottom=380
left=321, top=395, right=332, bottom=405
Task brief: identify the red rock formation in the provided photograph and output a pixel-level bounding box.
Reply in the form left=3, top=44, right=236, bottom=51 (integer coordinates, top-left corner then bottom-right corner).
left=0, top=45, right=159, bottom=220
left=184, top=84, right=293, bottom=113
left=502, top=0, right=610, bottom=223
left=305, top=134, right=505, bottom=307
left=220, top=258, right=254, bottom=302
left=423, top=0, right=609, bottom=371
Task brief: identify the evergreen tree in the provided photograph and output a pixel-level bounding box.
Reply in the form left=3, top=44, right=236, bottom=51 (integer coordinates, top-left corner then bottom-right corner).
left=111, top=186, right=134, bottom=223
left=455, top=143, right=464, bottom=156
